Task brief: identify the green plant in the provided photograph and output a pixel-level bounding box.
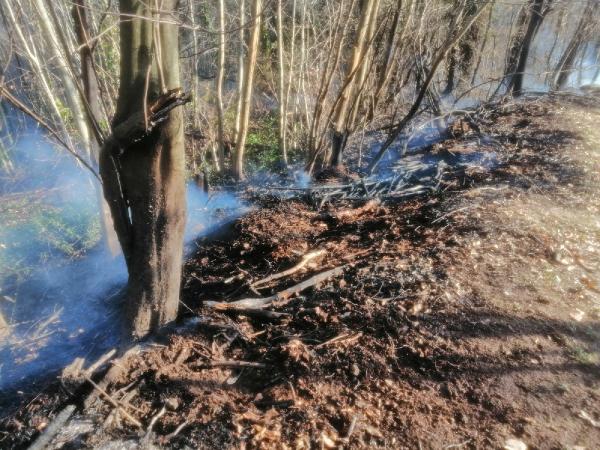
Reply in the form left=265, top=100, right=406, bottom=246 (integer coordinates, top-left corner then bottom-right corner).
left=245, top=113, right=281, bottom=171
left=0, top=195, right=101, bottom=288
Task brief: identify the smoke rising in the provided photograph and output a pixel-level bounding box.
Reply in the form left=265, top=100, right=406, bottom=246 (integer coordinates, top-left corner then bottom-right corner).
left=0, top=131, right=247, bottom=393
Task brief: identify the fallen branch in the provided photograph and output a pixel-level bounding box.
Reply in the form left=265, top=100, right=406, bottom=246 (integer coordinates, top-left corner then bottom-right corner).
left=251, top=249, right=326, bottom=288
left=205, top=266, right=345, bottom=310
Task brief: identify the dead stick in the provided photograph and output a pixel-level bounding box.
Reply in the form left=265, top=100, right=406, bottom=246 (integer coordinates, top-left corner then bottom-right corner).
left=316, top=332, right=363, bottom=349
left=162, top=420, right=189, bottom=442
left=84, top=348, right=117, bottom=377
left=251, top=250, right=326, bottom=287
left=195, top=360, right=267, bottom=369
left=205, top=266, right=345, bottom=310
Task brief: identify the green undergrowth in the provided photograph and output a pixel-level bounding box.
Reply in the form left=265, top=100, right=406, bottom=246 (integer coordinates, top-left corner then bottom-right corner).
left=0, top=193, right=100, bottom=289
left=244, top=113, right=305, bottom=173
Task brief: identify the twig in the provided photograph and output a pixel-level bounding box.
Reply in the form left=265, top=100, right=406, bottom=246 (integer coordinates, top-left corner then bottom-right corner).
left=316, top=332, right=363, bottom=349
left=343, top=415, right=359, bottom=442
left=195, top=360, right=267, bottom=369
left=162, top=420, right=189, bottom=442
left=146, top=406, right=166, bottom=435
left=84, top=375, right=142, bottom=428
left=85, top=349, right=117, bottom=376
left=252, top=249, right=326, bottom=287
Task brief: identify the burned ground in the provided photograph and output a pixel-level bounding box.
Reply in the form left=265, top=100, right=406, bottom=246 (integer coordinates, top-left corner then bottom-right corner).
left=2, top=93, right=600, bottom=449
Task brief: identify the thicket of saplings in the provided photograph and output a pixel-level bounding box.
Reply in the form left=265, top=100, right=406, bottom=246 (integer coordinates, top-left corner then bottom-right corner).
left=1, top=0, right=597, bottom=182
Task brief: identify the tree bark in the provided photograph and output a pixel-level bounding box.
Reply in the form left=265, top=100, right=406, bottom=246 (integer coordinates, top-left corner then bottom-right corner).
left=100, top=0, right=187, bottom=338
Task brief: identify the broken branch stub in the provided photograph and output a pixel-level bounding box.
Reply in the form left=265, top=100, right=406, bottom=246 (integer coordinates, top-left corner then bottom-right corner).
left=108, top=88, right=191, bottom=154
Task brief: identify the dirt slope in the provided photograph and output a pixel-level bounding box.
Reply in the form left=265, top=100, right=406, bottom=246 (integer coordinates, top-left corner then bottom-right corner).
left=2, top=93, right=600, bottom=449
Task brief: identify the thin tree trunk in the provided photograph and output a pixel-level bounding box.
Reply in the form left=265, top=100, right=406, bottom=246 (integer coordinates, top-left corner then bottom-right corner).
left=234, top=0, right=246, bottom=145
left=471, top=3, right=494, bottom=85
left=276, top=0, right=288, bottom=164
left=284, top=0, right=297, bottom=152
left=370, top=0, right=408, bottom=120
left=4, top=0, right=73, bottom=148
left=299, top=0, right=310, bottom=131
left=32, top=0, right=92, bottom=155
left=189, top=0, right=200, bottom=173
left=307, top=0, right=355, bottom=171
left=233, top=0, right=262, bottom=181
left=552, top=1, right=595, bottom=90
left=506, top=0, right=549, bottom=96
left=347, top=0, right=380, bottom=129
left=100, top=0, right=187, bottom=338
left=72, top=0, right=120, bottom=256
left=328, top=0, right=377, bottom=169
left=216, top=0, right=226, bottom=171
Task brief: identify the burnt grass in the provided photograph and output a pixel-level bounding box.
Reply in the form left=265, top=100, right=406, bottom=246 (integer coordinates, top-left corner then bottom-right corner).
left=2, top=93, right=600, bottom=449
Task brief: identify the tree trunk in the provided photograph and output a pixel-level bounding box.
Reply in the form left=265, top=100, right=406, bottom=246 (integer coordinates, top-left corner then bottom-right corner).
left=551, top=1, right=595, bottom=90
left=100, top=0, right=187, bottom=338
left=276, top=0, right=288, bottom=165
left=443, top=47, right=458, bottom=96
left=328, top=0, right=377, bottom=169
left=72, top=0, right=121, bottom=257
left=233, top=0, right=262, bottom=181
left=216, top=0, right=226, bottom=171
left=505, top=0, right=549, bottom=97
left=234, top=0, right=246, bottom=145
left=32, top=0, right=92, bottom=155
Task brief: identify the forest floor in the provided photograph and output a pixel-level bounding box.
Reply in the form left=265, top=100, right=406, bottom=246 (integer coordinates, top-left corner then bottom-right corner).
left=2, top=93, right=600, bottom=449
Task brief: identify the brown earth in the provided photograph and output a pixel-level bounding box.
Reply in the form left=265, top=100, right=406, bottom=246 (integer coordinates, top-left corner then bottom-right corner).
left=2, top=93, right=600, bottom=449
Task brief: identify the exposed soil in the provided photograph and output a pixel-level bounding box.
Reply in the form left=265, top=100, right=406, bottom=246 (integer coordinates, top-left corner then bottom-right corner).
left=2, top=93, right=600, bottom=449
